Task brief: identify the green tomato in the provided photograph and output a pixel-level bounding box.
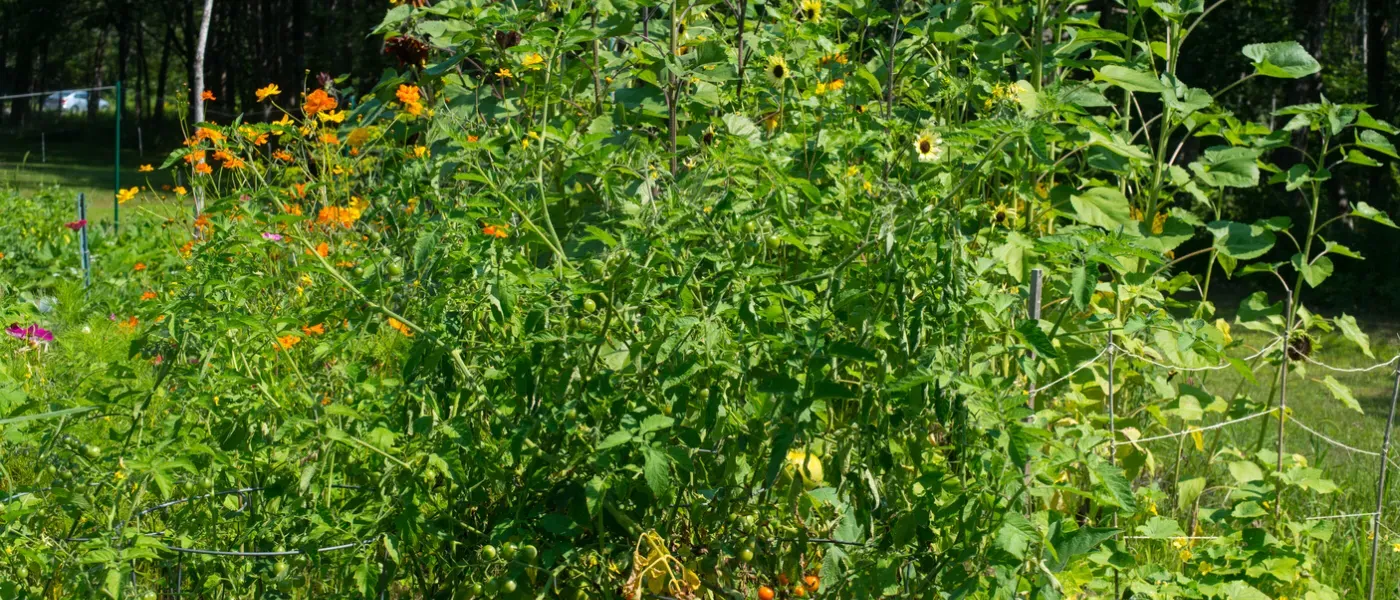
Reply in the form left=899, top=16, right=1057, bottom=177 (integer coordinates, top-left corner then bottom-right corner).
left=500, top=542, right=518, bottom=561
left=743, top=221, right=756, bottom=235
left=482, top=579, right=500, bottom=595
left=200, top=476, right=216, bottom=491
left=739, top=548, right=755, bottom=562
left=766, top=235, right=782, bottom=250
left=479, top=544, right=498, bottom=561
left=520, top=544, right=538, bottom=562
left=83, top=444, right=102, bottom=459
left=698, top=388, right=711, bottom=400
left=13, top=565, right=27, bottom=580
left=582, top=298, right=597, bottom=313
left=387, top=261, right=404, bottom=277
left=140, top=592, right=157, bottom=600
left=501, top=579, right=518, bottom=594
left=273, top=560, right=289, bottom=578
left=469, top=582, right=484, bottom=596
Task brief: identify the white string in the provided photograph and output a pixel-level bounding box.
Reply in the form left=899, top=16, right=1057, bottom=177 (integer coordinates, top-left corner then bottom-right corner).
left=1288, top=418, right=1381, bottom=457
left=1297, top=353, right=1400, bottom=373
left=1305, top=512, right=1380, bottom=520
left=1113, top=408, right=1279, bottom=446
left=1121, top=535, right=1220, bottom=540
left=1110, top=336, right=1284, bottom=373
left=1029, top=346, right=1111, bottom=394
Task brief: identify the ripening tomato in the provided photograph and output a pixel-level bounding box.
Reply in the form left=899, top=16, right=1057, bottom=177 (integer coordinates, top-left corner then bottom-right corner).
left=757, top=585, right=775, bottom=600
left=804, top=575, right=820, bottom=592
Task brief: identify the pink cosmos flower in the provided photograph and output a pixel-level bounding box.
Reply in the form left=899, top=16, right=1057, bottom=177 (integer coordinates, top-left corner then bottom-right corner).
left=5, top=324, right=54, bottom=344
left=65, top=220, right=87, bottom=231
left=262, top=232, right=283, bottom=241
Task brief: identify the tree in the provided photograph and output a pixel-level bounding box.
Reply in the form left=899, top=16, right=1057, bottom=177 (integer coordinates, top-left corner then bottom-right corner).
left=191, top=0, right=214, bottom=124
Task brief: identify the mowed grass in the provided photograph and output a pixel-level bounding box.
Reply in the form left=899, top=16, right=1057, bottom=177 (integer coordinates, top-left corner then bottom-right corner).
left=1134, top=320, right=1400, bottom=596
left=0, top=118, right=189, bottom=223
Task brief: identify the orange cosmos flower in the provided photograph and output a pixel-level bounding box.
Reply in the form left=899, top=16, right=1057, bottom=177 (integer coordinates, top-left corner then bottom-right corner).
left=119, top=316, right=139, bottom=331
left=304, top=89, right=338, bottom=115
left=272, top=334, right=301, bottom=351
left=292, top=183, right=307, bottom=198
left=316, top=206, right=361, bottom=228
left=201, top=90, right=216, bottom=101
left=116, top=187, right=140, bottom=204
left=194, top=127, right=225, bottom=144
left=319, top=133, right=339, bottom=145
left=194, top=162, right=213, bottom=175
left=133, top=263, right=146, bottom=271
left=413, top=146, right=429, bottom=158
left=139, top=164, right=154, bottom=172
left=221, top=156, right=246, bottom=169
left=386, top=318, right=414, bottom=337
left=482, top=224, right=509, bottom=238
left=273, top=150, right=294, bottom=162
left=282, top=203, right=303, bottom=215
left=174, top=186, right=188, bottom=196
left=301, top=323, right=325, bottom=336
left=141, top=291, right=158, bottom=301
left=256, top=83, right=281, bottom=102
left=467, top=134, right=479, bottom=143
left=312, top=242, right=330, bottom=257
left=396, top=84, right=421, bottom=105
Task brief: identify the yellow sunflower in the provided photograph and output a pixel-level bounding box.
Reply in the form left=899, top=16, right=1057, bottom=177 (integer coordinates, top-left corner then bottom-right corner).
left=991, top=202, right=1015, bottom=227
left=800, top=0, right=822, bottom=22
left=914, top=131, right=943, bottom=163
left=766, top=55, right=790, bottom=84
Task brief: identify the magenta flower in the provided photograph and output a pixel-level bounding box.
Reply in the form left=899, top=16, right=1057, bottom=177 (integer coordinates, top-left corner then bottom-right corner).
left=262, top=232, right=283, bottom=241
left=5, top=324, right=54, bottom=344
left=65, top=220, right=87, bottom=231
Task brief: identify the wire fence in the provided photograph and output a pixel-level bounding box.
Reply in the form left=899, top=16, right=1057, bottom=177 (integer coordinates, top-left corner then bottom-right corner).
left=1015, top=290, right=1400, bottom=600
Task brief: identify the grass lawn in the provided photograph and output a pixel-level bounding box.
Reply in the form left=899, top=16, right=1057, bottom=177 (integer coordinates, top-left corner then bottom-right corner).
left=0, top=121, right=189, bottom=224
left=1133, top=320, right=1400, bottom=595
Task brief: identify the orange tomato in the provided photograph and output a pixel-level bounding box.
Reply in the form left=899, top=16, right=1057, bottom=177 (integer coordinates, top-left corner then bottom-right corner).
left=804, top=575, right=820, bottom=592
left=792, top=584, right=808, bottom=598
left=757, top=585, right=775, bottom=600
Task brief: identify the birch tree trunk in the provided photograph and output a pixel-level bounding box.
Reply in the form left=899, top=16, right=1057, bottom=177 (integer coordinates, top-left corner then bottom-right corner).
left=192, top=0, right=215, bottom=124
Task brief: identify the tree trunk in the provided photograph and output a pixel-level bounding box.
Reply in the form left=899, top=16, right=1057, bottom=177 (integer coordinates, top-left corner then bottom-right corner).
left=192, top=0, right=215, bottom=124
left=155, top=21, right=174, bottom=123
left=9, top=41, right=34, bottom=126
left=1366, top=0, right=1389, bottom=207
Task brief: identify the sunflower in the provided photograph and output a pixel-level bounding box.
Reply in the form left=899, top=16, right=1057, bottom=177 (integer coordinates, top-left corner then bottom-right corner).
left=914, top=131, right=943, bottom=163
left=990, top=202, right=1015, bottom=226
left=800, top=0, right=822, bottom=22
left=766, top=55, right=790, bottom=84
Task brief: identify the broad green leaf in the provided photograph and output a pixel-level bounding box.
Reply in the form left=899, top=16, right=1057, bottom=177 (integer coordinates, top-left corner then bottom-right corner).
left=993, top=230, right=1034, bottom=282
left=1242, top=41, right=1321, bottom=79
left=638, top=414, right=675, bottom=436
left=1321, top=376, right=1362, bottom=414
left=1137, top=516, right=1185, bottom=539
left=1092, top=459, right=1138, bottom=514
left=1291, top=253, right=1333, bottom=288
left=1351, top=201, right=1398, bottom=228
left=1357, top=130, right=1398, bottom=158
left=1095, top=65, right=1167, bottom=93
left=1189, top=146, right=1260, bottom=188
left=1232, top=501, right=1268, bottom=518
left=1015, top=319, right=1058, bottom=358
left=1178, top=477, right=1206, bottom=513
left=1207, top=221, right=1276, bottom=259
left=1335, top=314, right=1375, bottom=358
left=597, top=430, right=633, bottom=449
left=1228, top=460, right=1264, bottom=484
left=1049, top=526, right=1119, bottom=572
left=723, top=114, right=761, bottom=144
left=1070, top=187, right=1134, bottom=231
left=641, top=445, right=672, bottom=496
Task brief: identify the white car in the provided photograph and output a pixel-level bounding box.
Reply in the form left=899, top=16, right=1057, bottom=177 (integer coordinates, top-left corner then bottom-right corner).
left=42, top=90, right=110, bottom=112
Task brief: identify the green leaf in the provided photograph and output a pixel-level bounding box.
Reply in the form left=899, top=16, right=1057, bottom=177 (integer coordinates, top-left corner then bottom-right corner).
left=993, top=231, right=1034, bottom=283
left=641, top=445, right=672, bottom=496
left=1095, top=65, right=1167, bottom=93
left=723, top=114, right=761, bottom=144
left=1207, top=221, right=1276, bottom=259
left=597, top=430, right=633, bottom=449
left=1321, top=376, right=1363, bottom=414
left=1049, top=526, right=1119, bottom=572
left=1092, top=459, right=1138, bottom=514
left=1335, top=314, right=1375, bottom=358
left=1228, top=460, right=1264, bottom=484
left=1070, top=187, right=1134, bottom=231
left=1351, top=201, right=1398, bottom=228
left=1358, top=130, right=1398, bottom=158
left=1071, top=264, right=1093, bottom=310
left=1137, top=516, right=1185, bottom=539
left=1232, top=501, right=1268, bottom=518
left=1291, top=253, right=1334, bottom=288
left=1242, top=41, right=1321, bottom=79
left=1015, top=319, right=1058, bottom=358
left=638, top=415, right=675, bottom=436
left=1178, top=477, right=1206, bottom=513
left=1346, top=149, right=1383, bottom=167
left=1189, top=146, right=1260, bottom=188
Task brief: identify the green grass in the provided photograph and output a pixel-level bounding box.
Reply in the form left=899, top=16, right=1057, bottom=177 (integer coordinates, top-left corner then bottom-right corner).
left=0, top=123, right=189, bottom=224
left=1139, top=322, right=1400, bottom=595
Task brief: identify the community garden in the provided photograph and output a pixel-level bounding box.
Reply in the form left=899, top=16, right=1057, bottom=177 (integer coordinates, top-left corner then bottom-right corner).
left=4, top=1, right=1400, bottom=598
